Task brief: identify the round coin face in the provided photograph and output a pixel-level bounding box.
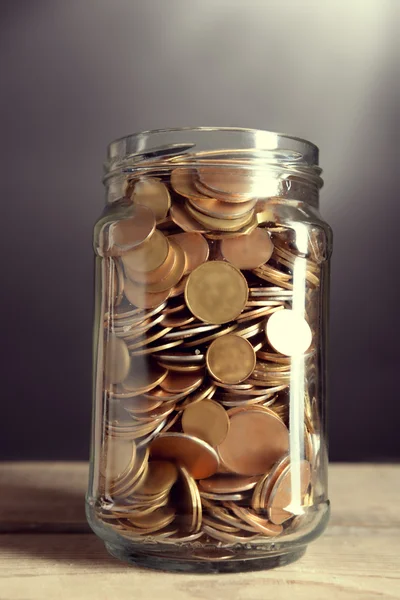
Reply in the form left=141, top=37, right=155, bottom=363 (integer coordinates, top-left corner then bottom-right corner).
left=108, top=205, right=156, bottom=255
left=266, top=309, right=312, bottom=356
left=218, top=409, right=289, bottom=476
left=150, top=433, right=219, bottom=479
left=131, top=178, right=171, bottom=221
left=182, top=399, right=230, bottom=446
left=220, top=227, right=274, bottom=270
left=185, top=261, right=248, bottom=324
left=104, top=335, right=130, bottom=385
left=122, top=229, right=169, bottom=274
left=206, top=334, right=256, bottom=384
left=168, top=232, right=209, bottom=274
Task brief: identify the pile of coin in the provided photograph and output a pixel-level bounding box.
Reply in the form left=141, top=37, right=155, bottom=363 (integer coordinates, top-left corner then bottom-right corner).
left=96, top=167, right=321, bottom=546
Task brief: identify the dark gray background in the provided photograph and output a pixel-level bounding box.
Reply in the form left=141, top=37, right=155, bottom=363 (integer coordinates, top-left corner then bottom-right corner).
left=1, top=0, right=399, bottom=461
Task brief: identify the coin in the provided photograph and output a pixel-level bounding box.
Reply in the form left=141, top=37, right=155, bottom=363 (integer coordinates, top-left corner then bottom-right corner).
left=124, top=279, right=171, bottom=310
left=187, top=195, right=256, bottom=220
left=170, top=202, right=207, bottom=233
left=150, top=433, right=219, bottom=479
left=122, top=229, right=169, bottom=274
left=220, top=227, right=274, bottom=270
left=186, top=201, right=254, bottom=232
left=172, top=464, right=202, bottom=533
left=196, top=167, right=264, bottom=202
left=121, top=360, right=168, bottom=393
left=168, top=232, right=209, bottom=274
left=201, top=516, right=240, bottom=534
left=266, top=309, right=312, bottom=356
left=226, top=503, right=283, bottom=536
left=130, top=339, right=183, bottom=356
left=146, top=240, right=186, bottom=293
left=185, top=261, right=248, bottom=324
left=178, top=382, right=216, bottom=409
left=267, top=460, right=311, bottom=524
left=131, top=178, right=171, bottom=221
left=101, top=438, right=136, bottom=480
left=107, top=205, right=156, bottom=256
left=134, top=460, right=178, bottom=496
left=104, top=334, right=130, bottom=385
left=182, top=399, right=230, bottom=446
left=199, top=474, right=258, bottom=494
left=202, top=525, right=259, bottom=544
left=126, top=325, right=172, bottom=350
left=104, top=258, right=125, bottom=307
left=160, top=370, right=204, bottom=394
left=183, top=323, right=238, bottom=348
left=206, top=334, right=256, bottom=384
left=124, top=238, right=175, bottom=284
left=128, top=506, right=176, bottom=531
left=218, top=408, right=289, bottom=476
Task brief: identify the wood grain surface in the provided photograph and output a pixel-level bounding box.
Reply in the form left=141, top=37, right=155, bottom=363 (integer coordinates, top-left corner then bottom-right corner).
left=0, top=463, right=399, bottom=600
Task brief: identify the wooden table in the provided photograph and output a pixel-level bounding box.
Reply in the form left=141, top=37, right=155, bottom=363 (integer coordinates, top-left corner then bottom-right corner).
left=0, top=463, right=399, bottom=600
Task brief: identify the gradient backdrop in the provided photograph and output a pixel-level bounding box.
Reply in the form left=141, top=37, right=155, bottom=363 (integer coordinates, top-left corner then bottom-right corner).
left=1, top=0, right=399, bottom=461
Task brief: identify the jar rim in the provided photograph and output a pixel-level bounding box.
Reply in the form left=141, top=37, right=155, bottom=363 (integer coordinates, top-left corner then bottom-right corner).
left=105, top=127, right=322, bottom=191
left=107, top=126, right=319, bottom=163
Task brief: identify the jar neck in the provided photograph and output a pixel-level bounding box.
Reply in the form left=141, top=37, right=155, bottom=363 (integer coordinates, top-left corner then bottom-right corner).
left=103, top=127, right=323, bottom=208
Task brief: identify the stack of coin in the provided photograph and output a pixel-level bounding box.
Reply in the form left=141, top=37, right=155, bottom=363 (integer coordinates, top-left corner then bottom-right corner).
left=95, top=165, right=321, bottom=547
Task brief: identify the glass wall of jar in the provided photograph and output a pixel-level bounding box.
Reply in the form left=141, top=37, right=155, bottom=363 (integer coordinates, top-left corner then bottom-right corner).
left=86, top=128, right=332, bottom=573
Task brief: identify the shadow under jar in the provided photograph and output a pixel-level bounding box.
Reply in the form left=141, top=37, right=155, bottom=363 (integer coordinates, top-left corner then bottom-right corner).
left=86, top=127, right=332, bottom=573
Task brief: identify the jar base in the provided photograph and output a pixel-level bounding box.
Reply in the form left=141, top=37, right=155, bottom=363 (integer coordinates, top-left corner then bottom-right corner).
left=104, top=542, right=307, bottom=573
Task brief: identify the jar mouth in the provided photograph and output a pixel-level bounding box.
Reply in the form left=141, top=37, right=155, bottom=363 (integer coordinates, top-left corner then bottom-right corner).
left=104, top=127, right=323, bottom=190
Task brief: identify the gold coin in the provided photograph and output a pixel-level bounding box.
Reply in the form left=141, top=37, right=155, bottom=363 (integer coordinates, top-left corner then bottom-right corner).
left=160, top=370, right=204, bottom=394
left=109, top=447, right=149, bottom=496
left=266, top=309, right=312, bottom=356
left=206, top=334, right=256, bottom=384
left=150, top=433, right=219, bottom=479
left=170, top=202, right=207, bottom=233
left=128, top=506, right=175, bottom=531
left=129, top=338, right=183, bottom=356
left=182, top=399, right=230, bottom=446
left=134, top=460, right=178, bottom=496
left=165, top=323, right=219, bottom=341
left=237, top=304, right=283, bottom=323
left=220, top=227, right=274, bottom=270
left=183, top=323, right=238, bottom=348
left=122, top=229, right=169, bottom=274
left=178, top=382, right=216, bottom=409
left=202, top=525, right=259, bottom=544
left=120, top=396, right=163, bottom=414
left=107, top=205, right=156, bottom=256
left=253, top=454, right=291, bottom=511
left=199, top=474, right=259, bottom=494
left=170, top=274, right=189, bottom=297
left=196, top=167, right=264, bottom=202
left=204, top=214, right=259, bottom=240
left=168, top=232, right=209, bottom=274
left=201, top=516, right=240, bottom=534
left=126, top=326, right=172, bottom=350
left=185, top=261, right=248, bottom=324
left=101, top=438, right=136, bottom=480
left=162, top=309, right=195, bottom=328
left=267, top=460, right=311, bottom=524
left=186, top=201, right=254, bottom=232
left=146, top=240, right=186, bottom=293
left=172, top=464, right=202, bottom=533
left=226, top=503, right=283, bottom=537
left=104, top=258, right=125, bottom=307
left=121, top=360, right=168, bottom=393
left=187, top=195, right=256, bottom=220
left=124, top=278, right=171, bottom=309
left=131, top=178, right=171, bottom=221
left=104, top=334, right=130, bottom=385
left=124, top=238, right=175, bottom=284
left=218, top=408, right=289, bottom=476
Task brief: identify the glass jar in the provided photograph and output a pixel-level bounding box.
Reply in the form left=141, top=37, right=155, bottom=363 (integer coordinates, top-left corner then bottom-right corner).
left=86, top=127, right=332, bottom=573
